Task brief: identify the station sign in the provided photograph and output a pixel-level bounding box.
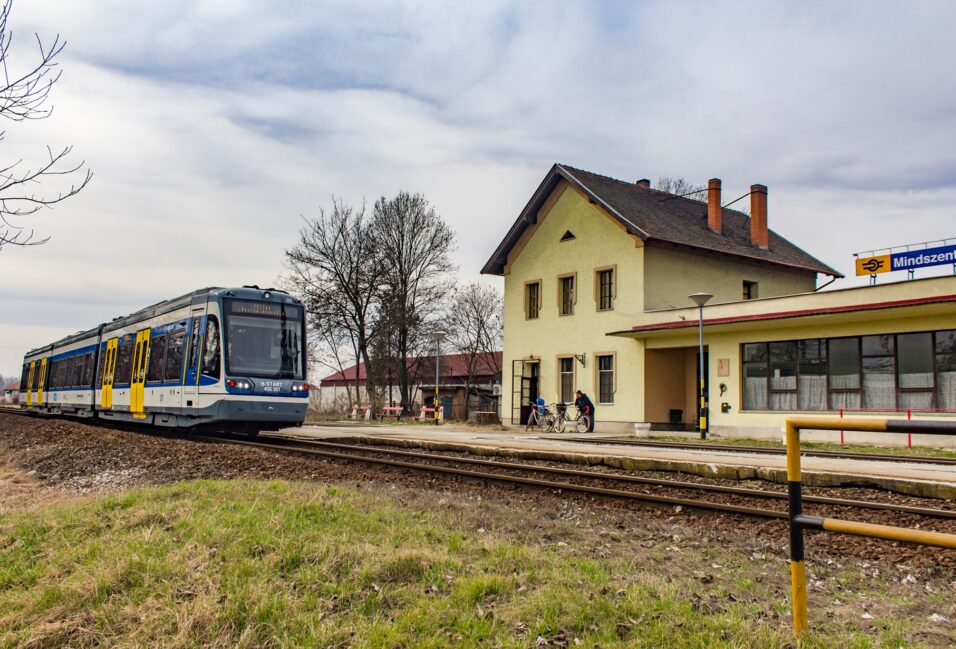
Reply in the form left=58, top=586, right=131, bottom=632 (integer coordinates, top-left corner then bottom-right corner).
left=855, top=244, right=956, bottom=276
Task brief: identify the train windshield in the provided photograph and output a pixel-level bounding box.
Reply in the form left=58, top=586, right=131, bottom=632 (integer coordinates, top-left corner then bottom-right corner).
left=223, top=299, right=305, bottom=380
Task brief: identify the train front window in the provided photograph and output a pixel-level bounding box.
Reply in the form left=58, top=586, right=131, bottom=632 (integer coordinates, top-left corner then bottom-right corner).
left=224, top=299, right=304, bottom=380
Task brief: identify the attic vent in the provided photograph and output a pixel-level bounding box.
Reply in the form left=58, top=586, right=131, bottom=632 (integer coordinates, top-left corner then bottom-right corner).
left=560, top=230, right=576, bottom=242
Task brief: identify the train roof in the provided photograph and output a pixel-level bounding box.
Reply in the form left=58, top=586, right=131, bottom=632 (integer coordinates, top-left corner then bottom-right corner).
left=24, top=286, right=300, bottom=358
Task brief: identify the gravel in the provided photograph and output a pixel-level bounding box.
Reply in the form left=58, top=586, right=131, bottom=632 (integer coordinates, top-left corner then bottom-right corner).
left=2, top=411, right=954, bottom=574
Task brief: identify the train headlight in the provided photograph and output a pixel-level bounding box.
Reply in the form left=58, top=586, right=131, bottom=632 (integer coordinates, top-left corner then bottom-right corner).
left=291, top=382, right=309, bottom=392
left=227, top=379, right=254, bottom=391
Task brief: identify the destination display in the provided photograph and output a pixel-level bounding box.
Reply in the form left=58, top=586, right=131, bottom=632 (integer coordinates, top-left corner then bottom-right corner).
left=855, top=244, right=956, bottom=276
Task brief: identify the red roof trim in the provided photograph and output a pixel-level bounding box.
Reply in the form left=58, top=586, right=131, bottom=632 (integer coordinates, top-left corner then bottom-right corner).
left=625, top=293, right=956, bottom=333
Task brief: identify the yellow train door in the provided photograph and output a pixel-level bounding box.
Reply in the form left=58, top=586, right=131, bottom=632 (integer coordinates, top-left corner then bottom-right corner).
left=101, top=338, right=118, bottom=409
left=25, top=362, right=35, bottom=406
left=130, top=329, right=150, bottom=419
left=36, top=358, right=47, bottom=406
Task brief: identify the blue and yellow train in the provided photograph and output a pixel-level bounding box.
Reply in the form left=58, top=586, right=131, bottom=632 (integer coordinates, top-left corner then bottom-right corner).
left=18, top=286, right=309, bottom=431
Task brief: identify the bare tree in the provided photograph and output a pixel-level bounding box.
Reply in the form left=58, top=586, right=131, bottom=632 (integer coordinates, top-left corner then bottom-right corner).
left=0, top=0, right=91, bottom=250
left=445, top=281, right=502, bottom=417
left=286, top=198, right=384, bottom=407
left=656, top=176, right=705, bottom=201
left=372, top=191, right=456, bottom=411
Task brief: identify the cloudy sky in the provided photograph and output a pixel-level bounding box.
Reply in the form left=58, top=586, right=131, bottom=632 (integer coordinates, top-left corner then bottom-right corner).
left=2, top=0, right=955, bottom=376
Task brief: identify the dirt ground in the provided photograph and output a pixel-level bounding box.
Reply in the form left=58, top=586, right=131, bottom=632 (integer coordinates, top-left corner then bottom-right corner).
left=1, top=412, right=954, bottom=645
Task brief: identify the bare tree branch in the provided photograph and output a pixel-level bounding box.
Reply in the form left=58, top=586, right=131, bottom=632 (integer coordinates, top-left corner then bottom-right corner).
left=0, top=0, right=91, bottom=251
left=445, top=281, right=502, bottom=417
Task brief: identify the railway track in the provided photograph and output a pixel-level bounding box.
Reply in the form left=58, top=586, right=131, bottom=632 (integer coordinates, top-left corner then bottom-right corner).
left=198, top=433, right=956, bottom=526
left=4, top=407, right=954, bottom=527
left=563, top=435, right=956, bottom=466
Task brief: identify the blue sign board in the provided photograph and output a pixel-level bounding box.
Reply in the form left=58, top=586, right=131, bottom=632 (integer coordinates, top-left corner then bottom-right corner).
left=856, top=244, right=956, bottom=276
left=890, top=244, right=956, bottom=272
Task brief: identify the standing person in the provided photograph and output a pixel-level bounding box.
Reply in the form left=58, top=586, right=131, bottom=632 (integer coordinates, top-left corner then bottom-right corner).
left=574, top=390, right=595, bottom=433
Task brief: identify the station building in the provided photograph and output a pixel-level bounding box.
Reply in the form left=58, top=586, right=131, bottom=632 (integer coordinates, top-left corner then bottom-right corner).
left=482, top=163, right=956, bottom=443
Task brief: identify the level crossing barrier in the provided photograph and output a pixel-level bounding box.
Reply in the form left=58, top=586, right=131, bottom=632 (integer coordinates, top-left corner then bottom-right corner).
left=417, top=405, right=444, bottom=422
left=785, top=416, right=956, bottom=636
left=350, top=404, right=373, bottom=420
left=378, top=406, right=403, bottom=420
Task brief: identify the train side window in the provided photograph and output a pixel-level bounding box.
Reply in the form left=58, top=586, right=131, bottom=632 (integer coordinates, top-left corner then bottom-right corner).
left=188, top=320, right=201, bottom=370
left=164, top=331, right=185, bottom=382
left=201, top=315, right=221, bottom=379
left=72, top=355, right=85, bottom=387
left=96, top=346, right=106, bottom=386
left=82, top=352, right=94, bottom=386
left=56, top=359, right=67, bottom=389
left=147, top=335, right=167, bottom=382
left=115, top=340, right=134, bottom=385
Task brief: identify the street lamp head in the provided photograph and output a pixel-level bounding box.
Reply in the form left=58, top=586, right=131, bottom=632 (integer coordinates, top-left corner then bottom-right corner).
left=688, top=292, right=713, bottom=307
left=431, top=330, right=447, bottom=342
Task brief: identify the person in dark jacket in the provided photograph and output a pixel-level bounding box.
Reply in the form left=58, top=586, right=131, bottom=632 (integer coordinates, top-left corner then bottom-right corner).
left=574, top=390, right=595, bottom=432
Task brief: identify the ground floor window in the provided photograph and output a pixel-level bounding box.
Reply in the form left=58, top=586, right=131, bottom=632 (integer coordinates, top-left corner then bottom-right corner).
left=559, top=357, right=574, bottom=402
left=742, top=329, right=956, bottom=411
left=597, top=354, right=614, bottom=404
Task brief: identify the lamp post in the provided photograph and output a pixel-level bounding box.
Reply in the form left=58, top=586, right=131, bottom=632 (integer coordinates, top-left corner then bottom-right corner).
left=688, top=293, right=713, bottom=440
left=431, top=330, right=447, bottom=425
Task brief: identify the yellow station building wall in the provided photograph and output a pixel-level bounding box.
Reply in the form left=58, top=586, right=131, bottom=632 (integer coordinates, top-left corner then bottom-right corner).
left=499, top=174, right=956, bottom=443
left=642, top=245, right=816, bottom=310
left=501, top=181, right=647, bottom=425
left=636, top=276, right=956, bottom=444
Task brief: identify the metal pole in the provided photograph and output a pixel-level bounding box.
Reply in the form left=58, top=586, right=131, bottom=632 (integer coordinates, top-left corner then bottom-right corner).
left=434, top=338, right=440, bottom=425
left=785, top=420, right=809, bottom=635
left=698, top=304, right=707, bottom=440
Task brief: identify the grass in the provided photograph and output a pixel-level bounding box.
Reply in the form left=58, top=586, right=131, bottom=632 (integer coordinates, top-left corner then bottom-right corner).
left=650, top=435, right=956, bottom=459
left=0, top=479, right=947, bottom=648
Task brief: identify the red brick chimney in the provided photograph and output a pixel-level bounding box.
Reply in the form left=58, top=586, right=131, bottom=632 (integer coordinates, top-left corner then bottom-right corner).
left=707, top=178, right=721, bottom=233
left=635, top=178, right=650, bottom=188
left=750, top=184, right=768, bottom=249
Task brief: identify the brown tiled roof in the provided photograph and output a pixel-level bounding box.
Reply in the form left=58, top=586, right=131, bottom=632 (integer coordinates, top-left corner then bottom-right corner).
left=319, top=352, right=502, bottom=387
left=481, top=163, right=842, bottom=277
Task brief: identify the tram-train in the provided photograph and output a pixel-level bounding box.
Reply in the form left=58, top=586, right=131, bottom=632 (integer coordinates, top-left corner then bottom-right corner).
left=18, top=286, right=309, bottom=431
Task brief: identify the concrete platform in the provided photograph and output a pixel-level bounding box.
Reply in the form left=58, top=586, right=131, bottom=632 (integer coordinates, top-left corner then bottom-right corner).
left=276, top=423, right=956, bottom=499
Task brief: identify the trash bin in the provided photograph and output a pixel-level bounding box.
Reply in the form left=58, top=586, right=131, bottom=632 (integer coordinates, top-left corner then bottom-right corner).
left=668, top=409, right=683, bottom=424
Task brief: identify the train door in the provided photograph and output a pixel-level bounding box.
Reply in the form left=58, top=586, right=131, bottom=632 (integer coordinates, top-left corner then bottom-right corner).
left=25, top=361, right=35, bottom=406
left=101, top=338, right=118, bottom=409
left=36, top=358, right=47, bottom=406
left=182, top=306, right=205, bottom=408
left=130, top=329, right=151, bottom=419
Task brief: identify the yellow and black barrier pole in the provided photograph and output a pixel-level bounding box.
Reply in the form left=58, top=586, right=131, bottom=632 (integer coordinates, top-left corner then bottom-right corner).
left=785, top=416, right=956, bottom=636
left=784, top=420, right=808, bottom=634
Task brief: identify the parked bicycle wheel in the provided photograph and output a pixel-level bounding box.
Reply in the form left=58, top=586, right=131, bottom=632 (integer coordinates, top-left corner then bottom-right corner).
left=553, top=415, right=565, bottom=433
left=575, top=415, right=590, bottom=433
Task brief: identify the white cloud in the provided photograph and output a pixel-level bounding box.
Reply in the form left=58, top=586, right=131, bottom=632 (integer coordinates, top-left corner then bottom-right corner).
left=2, top=0, right=956, bottom=373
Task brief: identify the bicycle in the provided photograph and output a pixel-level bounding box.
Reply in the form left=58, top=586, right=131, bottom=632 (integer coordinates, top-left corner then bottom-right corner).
left=525, top=403, right=557, bottom=432
left=552, top=402, right=591, bottom=433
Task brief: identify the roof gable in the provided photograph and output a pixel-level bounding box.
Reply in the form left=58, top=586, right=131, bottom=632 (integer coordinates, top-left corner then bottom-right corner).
left=481, top=164, right=842, bottom=278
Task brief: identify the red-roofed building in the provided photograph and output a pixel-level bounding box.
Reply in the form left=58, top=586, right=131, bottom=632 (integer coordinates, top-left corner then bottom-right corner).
left=3, top=381, right=20, bottom=404
left=315, top=352, right=502, bottom=418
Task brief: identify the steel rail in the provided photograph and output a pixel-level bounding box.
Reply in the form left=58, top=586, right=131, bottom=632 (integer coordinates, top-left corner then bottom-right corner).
left=268, top=436, right=956, bottom=519
left=197, top=434, right=787, bottom=519
left=4, top=409, right=952, bottom=520
left=570, top=436, right=956, bottom=466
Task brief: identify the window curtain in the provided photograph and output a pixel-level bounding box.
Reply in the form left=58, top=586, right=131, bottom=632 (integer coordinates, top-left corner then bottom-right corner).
left=939, top=372, right=956, bottom=410
left=798, top=375, right=827, bottom=410
left=744, top=377, right=767, bottom=410
left=863, top=373, right=896, bottom=409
